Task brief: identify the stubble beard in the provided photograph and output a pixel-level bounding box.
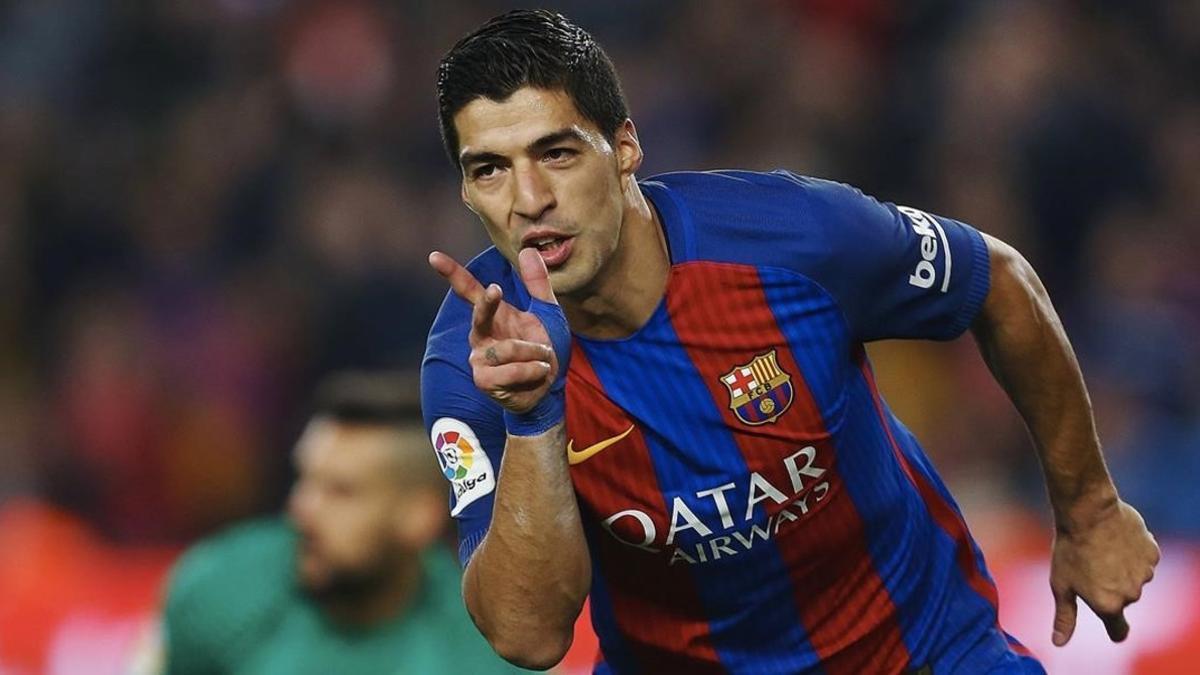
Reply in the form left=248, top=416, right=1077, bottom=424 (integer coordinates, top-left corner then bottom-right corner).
left=553, top=224, right=625, bottom=304
left=296, top=548, right=398, bottom=604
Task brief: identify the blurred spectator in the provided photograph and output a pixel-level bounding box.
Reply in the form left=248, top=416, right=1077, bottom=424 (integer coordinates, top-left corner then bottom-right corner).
left=158, top=372, right=528, bottom=674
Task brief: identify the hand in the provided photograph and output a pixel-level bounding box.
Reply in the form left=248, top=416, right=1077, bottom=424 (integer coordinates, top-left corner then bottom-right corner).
left=1049, top=498, right=1160, bottom=646
left=429, top=248, right=561, bottom=414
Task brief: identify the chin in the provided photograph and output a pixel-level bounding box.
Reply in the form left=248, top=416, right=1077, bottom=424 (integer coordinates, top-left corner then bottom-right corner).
left=296, top=556, right=330, bottom=590
left=549, top=274, right=584, bottom=298
left=548, top=261, right=597, bottom=297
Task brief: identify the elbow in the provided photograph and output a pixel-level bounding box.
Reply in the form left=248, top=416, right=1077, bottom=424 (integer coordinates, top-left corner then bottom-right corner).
left=460, top=540, right=589, bottom=670
left=489, top=631, right=572, bottom=671
left=464, top=580, right=577, bottom=671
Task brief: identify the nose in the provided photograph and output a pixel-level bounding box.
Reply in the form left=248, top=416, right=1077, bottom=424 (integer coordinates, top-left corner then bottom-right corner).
left=511, top=163, right=555, bottom=222
left=288, top=481, right=316, bottom=527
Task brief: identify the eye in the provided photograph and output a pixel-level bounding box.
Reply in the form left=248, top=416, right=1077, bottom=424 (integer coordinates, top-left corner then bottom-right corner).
left=472, top=164, right=498, bottom=180
left=544, top=147, right=576, bottom=162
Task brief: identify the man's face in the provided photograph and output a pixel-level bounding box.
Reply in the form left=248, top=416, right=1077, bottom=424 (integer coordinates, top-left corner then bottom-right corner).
left=287, top=419, right=408, bottom=595
left=454, top=87, right=639, bottom=297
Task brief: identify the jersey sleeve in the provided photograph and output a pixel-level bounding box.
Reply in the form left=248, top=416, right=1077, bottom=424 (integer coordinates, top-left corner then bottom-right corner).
left=647, top=170, right=992, bottom=342
left=422, top=291, right=507, bottom=566
left=799, top=177, right=992, bottom=342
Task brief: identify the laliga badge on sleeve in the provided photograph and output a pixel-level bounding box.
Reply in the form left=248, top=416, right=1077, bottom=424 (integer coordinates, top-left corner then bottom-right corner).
left=430, top=417, right=496, bottom=516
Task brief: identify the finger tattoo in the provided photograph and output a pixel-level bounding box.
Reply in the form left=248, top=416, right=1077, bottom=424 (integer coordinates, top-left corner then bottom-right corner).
left=485, top=346, right=500, bottom=366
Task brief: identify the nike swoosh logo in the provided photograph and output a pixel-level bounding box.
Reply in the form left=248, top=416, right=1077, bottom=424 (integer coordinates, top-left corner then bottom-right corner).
left=567, top=425, right=635, bottom=465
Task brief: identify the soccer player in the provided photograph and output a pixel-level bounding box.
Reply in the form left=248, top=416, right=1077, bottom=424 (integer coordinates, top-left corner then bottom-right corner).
left=159, top=373, right=528, bottom=674
left=421, top=9, right=1159, bottom=674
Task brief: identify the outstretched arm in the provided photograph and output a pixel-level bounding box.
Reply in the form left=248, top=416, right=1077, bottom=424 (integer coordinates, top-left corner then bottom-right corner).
left=969, top=233, right=1159, bottom=647
left=429, top=249, right=589, bottom=670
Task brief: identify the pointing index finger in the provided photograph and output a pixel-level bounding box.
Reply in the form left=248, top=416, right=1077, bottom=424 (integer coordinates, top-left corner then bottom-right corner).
left=473, top=283, right=502, bottom=334
left=429, top=251, right=485, bottom=305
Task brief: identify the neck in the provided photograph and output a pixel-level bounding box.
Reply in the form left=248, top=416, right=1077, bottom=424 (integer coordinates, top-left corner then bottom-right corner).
left=317, top=552, right=422, bottom=627
left=560, top=175, right=669, bottom=339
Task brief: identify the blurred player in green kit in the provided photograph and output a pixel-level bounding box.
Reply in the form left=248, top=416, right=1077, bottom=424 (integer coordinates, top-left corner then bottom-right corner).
left=158, top=373, right=529, bottom=674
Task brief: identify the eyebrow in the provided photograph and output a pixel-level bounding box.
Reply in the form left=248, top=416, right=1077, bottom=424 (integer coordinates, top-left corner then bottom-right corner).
left=459, top=127, right=589, bottom=169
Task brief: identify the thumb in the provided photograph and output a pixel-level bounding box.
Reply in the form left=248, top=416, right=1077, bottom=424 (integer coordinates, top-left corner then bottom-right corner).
left=1052, top=587, right=1078, bottom=647
left=518, top=247, right=558, bottom=305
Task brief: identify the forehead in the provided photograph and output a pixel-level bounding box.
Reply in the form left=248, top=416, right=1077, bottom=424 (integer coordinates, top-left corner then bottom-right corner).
left=295, top=418, right=398, bottom=477
left=454, top=87, right=604, bottom=157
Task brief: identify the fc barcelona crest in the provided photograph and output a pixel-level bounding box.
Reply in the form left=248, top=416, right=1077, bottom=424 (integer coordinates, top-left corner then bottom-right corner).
left=719, top=350, right=794, bottom=425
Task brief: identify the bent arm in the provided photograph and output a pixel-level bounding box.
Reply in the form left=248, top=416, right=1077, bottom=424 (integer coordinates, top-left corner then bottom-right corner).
left=462, top=423, right=590, bottom=670
left=969, top=233, right=1116, bottom=526
left=970, top=232, right=1159, bottom=645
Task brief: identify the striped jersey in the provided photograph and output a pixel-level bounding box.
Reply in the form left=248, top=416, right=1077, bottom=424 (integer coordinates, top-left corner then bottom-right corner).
left=422, top=170, right=1045, bottom=674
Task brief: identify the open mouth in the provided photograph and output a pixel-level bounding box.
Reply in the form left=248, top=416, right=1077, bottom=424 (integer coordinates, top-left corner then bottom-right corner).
left=524, top=235, right=574, bottom=268
left=528, top=235, right=567, bottom=252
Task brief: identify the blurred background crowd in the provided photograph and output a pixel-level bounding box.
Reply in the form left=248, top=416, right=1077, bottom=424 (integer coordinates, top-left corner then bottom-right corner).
left=0, top=1, right=1196, bottom=673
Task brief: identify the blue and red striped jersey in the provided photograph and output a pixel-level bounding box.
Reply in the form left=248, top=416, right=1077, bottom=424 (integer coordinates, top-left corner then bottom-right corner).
left=422, top=170, right=1044, bottom=674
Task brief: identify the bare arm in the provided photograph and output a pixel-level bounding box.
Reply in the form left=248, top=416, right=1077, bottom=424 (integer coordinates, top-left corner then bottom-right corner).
left=969, top=233, right=1159, bottom=646
left=462, top=424, right=589, bottom=669
left=430, top=248, right=589, bottom=670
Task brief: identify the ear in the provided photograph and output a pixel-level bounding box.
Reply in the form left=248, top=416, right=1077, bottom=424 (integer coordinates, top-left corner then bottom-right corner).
left=460, top=181, right=478, bottom=215
left=615, top=118, right=643, bottom=178
left=393, top=488, right=449, bottom=550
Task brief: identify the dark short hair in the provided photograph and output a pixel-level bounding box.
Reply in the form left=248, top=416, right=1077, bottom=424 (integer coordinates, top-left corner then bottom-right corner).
left=312, top=371, right=421, bottom=427
left=436, top=9, right=629, bottom=167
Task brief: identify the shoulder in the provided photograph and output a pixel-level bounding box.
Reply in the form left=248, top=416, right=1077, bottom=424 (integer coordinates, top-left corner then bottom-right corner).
left=640, top=169, right=876, bottom=269
left=170, top=518, right=293, bottom=588
left=165, top=518, right=294, bottom=626
left=642, top=169, right=862, bottom=217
